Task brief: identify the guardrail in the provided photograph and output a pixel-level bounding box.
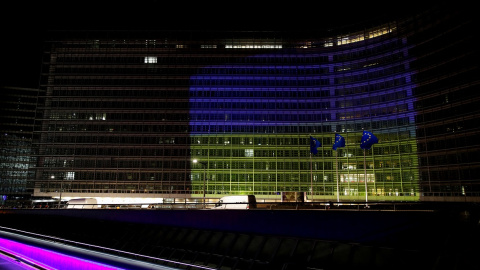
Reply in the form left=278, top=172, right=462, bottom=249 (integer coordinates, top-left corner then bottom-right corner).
left=2, top=201, right=468, bottom=211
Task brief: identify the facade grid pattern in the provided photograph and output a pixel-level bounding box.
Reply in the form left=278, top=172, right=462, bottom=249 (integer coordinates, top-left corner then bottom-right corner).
left=27, top=6, right=480, bottom=203
left=0, top=87, right=39, bottom=205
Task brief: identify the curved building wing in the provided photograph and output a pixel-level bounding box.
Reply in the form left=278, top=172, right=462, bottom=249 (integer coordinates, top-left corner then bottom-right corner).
left=30, top=4, right=479, bottom=204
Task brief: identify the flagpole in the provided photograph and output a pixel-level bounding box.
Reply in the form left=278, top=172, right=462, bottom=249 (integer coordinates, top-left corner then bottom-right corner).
left=310, top=152, right=313, bottom=202
left=336, top=150, right=339, bottom=203
left=360, top=131, right=377, bottom=208
left=364, top=149, right=368, bottom=204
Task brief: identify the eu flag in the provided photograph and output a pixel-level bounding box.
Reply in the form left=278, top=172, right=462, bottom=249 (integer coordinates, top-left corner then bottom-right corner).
left=310, top=136, right=321, bottom=155
left=360, top=131, right=378, bottom=150
left=332, top=134, right=345, bottom=150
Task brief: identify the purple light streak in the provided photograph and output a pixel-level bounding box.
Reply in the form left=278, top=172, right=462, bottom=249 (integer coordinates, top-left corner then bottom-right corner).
left=0, top=237, right=122, bottom=270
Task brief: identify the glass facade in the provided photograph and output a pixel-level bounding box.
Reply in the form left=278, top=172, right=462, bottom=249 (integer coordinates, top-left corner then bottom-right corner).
left=0, top=87, right=39, bottom=205
left=188, top=31, right=418, bottom=202
left=30, top=5, right=479, bottom=203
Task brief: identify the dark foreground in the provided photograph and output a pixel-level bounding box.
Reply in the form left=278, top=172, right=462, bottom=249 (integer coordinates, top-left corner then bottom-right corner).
left=1, top=202, right=479, bottom=270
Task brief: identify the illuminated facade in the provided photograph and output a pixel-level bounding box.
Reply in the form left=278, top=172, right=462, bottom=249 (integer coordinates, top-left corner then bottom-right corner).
left=32, top=5, right=479, bottom=204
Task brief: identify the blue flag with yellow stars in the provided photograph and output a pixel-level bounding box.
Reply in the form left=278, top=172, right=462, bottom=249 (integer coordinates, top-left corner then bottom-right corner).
left=310, top=136, right=321, bottom=155
left=332, top=134, right=346, bottom=150
left=360, top=131, right=378, bottom=150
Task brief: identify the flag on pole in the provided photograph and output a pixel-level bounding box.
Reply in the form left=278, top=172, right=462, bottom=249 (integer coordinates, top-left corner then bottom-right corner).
left=310, top=136, right=321, bottom=155
left=360, top=131, right=378, bottom=150
left=332, top=134, right=346, bottom=150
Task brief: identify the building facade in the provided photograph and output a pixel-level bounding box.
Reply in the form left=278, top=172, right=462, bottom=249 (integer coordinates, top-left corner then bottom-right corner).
left=31, top=5, right=479, bottom=204
left=0, top=87, right=39, bottom=206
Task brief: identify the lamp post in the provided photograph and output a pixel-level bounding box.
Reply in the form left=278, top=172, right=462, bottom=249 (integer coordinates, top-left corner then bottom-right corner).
left=53, top=175, right=63, bottom=209
left=193, top=159, right=207, bottom=209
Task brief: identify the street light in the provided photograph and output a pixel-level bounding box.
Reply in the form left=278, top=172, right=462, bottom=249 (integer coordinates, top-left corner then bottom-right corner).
left=52, top=175, right=63, bottom=209
left=193, top=159, right=207, bottom=208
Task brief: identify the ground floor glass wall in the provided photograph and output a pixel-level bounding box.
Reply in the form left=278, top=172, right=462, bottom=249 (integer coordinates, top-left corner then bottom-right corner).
left=190, top=132, right=419, bottom=202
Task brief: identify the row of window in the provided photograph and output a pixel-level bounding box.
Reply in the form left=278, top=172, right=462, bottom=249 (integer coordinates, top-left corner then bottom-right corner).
left=332, top=39, right=404, bottom=61
left=46, top=100, right=411, bottom=112
left=54, top=37, right=401, bottom=66
left=334, top=52, right=404, bottom=72
left=197, top=67, right=331, bottom=75
left=192, top=78, right=332, bottom=87
left=38, top=135, right=415, bottom=149
left=49, top=100, right=188, bottom=108
left=422, top=167, right=480, bottom=183
left=45, top=124, right=188, bottom=133
left=38, top=157, right=415, bottom=171
left=48, top=113, right=190, bottom=121
left=191, top=101, right=334, bottom=110
left=334, top=65, right=406, bottom=84
left=39, top=133, right=412, bottom=145
left=53, top=77, right=407, bottom=87
left=336, top=91, right=409, bottom=107
left=38, top=170, right=418, bottom=186
left=39, top=144, right=415, bottom=157
left=190, top=113, right=332, bottom=122
left=53, top=66, right=332, bottom=76
left=189, top=89, right=331, bottom=98
left=53, top=24, right=395, bottom=50
left=36, top=187, right=417, bottom=196
left=56, top=55, right=331, bottom=64
left=43, top=120, right=414, bottom=135
left=48, top=77, right=409, bottom=97
left=51, top=58, right=407, bottom=77
left=43, top=123, right=405, bottom=134
left=337, top=104, right=410, bottom=120
left=47, top=114, right=413, bottom=129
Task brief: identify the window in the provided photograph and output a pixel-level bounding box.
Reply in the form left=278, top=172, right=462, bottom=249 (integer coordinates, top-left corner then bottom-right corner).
left=144, top=56, right=157, bottom=64
left=66, top=172, right=75, bottom=180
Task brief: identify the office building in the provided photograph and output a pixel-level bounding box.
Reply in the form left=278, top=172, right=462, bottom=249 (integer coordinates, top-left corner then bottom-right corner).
left=30, top=4, right=478, bottom=204
left=0, top=87, right=39, bottom=206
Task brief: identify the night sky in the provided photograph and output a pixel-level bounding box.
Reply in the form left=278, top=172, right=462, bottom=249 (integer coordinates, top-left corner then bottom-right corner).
left=1, top=0, right=451, bottom=89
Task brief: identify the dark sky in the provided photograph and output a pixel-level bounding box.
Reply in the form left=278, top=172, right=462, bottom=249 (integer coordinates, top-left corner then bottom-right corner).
left=1, top=0, right=453, bottom=88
